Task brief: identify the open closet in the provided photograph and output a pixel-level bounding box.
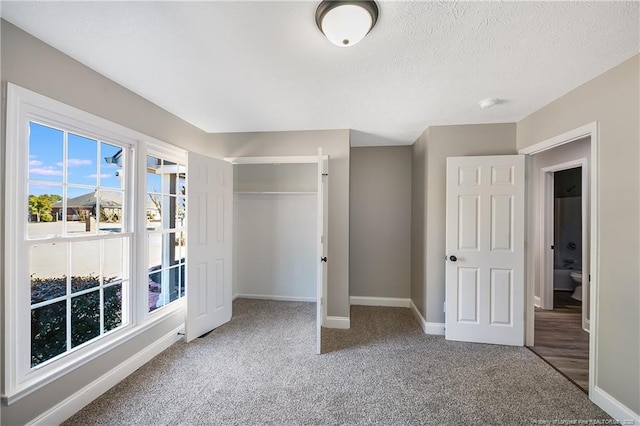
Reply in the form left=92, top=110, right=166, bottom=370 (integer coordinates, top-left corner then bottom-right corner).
left=224, top=154, right=328, bottom=354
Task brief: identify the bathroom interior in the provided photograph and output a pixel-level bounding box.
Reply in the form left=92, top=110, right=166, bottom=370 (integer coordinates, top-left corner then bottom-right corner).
left=553, top=167, right=583, bottom=310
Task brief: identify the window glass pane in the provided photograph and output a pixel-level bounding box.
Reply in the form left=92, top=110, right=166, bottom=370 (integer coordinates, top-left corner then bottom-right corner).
left=67, top=133, right=97, bottom=186
left=177, top=232, right=186, bottom=265
left=177, top=165, right=186, bottom=196
left=71, top=290, right=100, bottom=348
left=163, top=160, right=178, bottom=195
left=27, top=184, right=63, bottom=238
left=166, top=232, right=179, bottom=267
left=146, top=194, right=162, bottom=230
left=30, top=242, right=67, bottom=304
left=66, top=186, right=98, bottom=235
left=71, top=240, right=100, bottom=293
left=148, top=270, right=162, bottom=312
left=100, top=142, right=124, bottom=189
left=103, top=238, right=125, bottom=283
left=168, top=266, right=180, bottom=303
left=180, top=263, right=186, bottom=298
left=104, top=283, right=123, bottom=332
left=147, top=156, right=162, bottom=194
left=29, top=122, right=63, bottom=183
left=175, top=196, right=186, bottom=228
left=148, top=234, right=162, bottom=270
left=98, top=190, right=123, bottom=233
left=31, top=300, right=67, bottom=367
left=164, top=195, right=176, bottom=229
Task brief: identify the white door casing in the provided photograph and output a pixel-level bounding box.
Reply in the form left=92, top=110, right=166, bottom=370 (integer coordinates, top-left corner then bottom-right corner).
left=185, top=152, right=233, bottom=342
left=316, top=149, right=329, bottom=354
left=445, top=155, right=525, bottom=346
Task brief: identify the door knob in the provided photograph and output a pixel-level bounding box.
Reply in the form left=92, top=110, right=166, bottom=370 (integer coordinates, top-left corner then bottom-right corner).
left=449, top=255, right=457, bottom=262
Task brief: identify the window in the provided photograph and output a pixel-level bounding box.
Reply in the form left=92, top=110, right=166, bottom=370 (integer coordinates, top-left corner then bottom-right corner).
left=27, top=122, right=130, bottom=368
left=5, top=84, right=188, bottom=400
left=146, top=155, right=187, bottom=312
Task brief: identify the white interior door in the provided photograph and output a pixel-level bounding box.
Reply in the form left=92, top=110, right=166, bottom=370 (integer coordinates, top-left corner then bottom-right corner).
left=316, top=150, right=329, bottom=354
left=445, top=155, right=525, bottom=346
left=185, top=152, right=233, bottom=342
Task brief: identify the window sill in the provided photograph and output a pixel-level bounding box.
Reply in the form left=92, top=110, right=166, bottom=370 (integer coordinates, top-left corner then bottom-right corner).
left=2, top=300, right=185, bottom=405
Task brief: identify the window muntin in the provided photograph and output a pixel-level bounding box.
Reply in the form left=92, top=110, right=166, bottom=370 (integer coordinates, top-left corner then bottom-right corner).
left=27, top=121, right=130, bottom=369
left=146, top=156, right=187, bottom=312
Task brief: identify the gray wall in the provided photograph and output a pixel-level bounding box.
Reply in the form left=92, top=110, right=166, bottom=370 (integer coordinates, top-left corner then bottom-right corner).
left=410, top=133, right=428, bottom=315
left=202, top=130, right=351, bottom=318
left=412, top=124, right=517, bottom=323
left=349, top=146, right=412, bottom=299
left=517, top=54, right=640, bottom=416
left=0, top=20, right=208, bottom=425
left=234, top=163, right=317, bottom=193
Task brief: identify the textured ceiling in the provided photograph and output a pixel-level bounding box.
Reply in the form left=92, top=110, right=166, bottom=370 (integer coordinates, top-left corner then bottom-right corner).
left=2, top=1, right=639, bottom=146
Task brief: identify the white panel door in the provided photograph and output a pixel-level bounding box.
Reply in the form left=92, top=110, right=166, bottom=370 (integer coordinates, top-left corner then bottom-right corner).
left=185, top=152, right=233, bottom=342
left=316, top=150, right=329, bottom=354
left=445, top=155, right=525, bottom=345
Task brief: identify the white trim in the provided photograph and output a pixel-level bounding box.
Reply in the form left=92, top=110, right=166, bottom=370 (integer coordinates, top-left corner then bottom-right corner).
left=424, top=322, right=446, bottom=336
left=233, top=294, right=316, bottom=303
left=225, top=155, right=327, bottom=165
left=591, top=386, right=640, bottom=425
left=533, top=296, right=541, bottom=308
left=350, top=296, right=410, bottom=308
left=519, top=122, right=599, bottom=404
left=25, top=325, right=184, bottom=426
left=410, top=300, right=446, bottom=336
left=410, top=300, right=428, bottom=333
left=518, top=122, right=596, bottom=155
left=324, top=316, right=350, bottom=329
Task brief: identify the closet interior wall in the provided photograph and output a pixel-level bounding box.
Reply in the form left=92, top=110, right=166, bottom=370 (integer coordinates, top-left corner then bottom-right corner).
left=233, top=163, right=318, bottom=301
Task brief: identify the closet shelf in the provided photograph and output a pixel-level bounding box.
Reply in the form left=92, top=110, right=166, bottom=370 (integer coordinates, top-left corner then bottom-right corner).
left=234, top=191, right=317, bottom=195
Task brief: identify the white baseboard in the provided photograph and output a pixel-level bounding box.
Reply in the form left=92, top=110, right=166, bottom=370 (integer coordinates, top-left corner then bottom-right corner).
left=234, top=294, right=316, bottom=303
left=592, top=386, right=640, bottom=424
left=410, top=300, right=445, bottom=336
left=534, top=296, right=541, bottom=307
left=324, top=316, right=350, bottom=329
left=350, top=296, right=411, bottom=308
left=27, top=325, right=184, bottom=426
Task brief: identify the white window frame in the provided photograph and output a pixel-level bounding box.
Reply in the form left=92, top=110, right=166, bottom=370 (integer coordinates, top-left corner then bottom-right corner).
left=3, top=84, right=187, bottom=403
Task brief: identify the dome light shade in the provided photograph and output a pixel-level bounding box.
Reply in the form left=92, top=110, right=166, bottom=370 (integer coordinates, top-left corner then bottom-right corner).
left=316, top=1, right=379, bottom=47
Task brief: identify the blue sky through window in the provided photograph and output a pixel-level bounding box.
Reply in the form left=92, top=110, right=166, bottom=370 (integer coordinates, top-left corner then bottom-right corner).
left=29, top=122, right=123, bottom=195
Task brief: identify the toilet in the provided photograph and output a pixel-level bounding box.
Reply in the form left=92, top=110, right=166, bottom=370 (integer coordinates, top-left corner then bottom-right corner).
left=570, top=271, right=582, bottom=301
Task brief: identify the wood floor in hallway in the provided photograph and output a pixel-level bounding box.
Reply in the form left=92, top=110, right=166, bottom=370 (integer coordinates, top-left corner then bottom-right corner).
left=529, top=291, right=589, bottom=392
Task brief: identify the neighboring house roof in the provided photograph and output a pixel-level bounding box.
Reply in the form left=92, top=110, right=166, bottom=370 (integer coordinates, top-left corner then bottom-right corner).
left=53, top=191, right=122, bottom=209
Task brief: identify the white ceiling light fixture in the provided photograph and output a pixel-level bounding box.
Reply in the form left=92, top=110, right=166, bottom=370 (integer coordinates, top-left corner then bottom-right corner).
left=316, top=1, right=379, bottom=47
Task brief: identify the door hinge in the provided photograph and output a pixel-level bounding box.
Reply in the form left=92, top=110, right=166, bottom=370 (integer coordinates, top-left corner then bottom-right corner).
left=321, top=256, right=327, bottom=263
left=443, top=301, right=446, bottom=313
left=322, top=173, right=328, bottom=176
left=550, top=245, right=555, bottom=250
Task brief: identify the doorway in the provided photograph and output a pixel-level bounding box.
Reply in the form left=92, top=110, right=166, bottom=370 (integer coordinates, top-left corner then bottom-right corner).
left=225, top=154, right=328, bottom=354
left=519, top=123, right=598, bottom=399
left=530, top=156, right=590, bottom=392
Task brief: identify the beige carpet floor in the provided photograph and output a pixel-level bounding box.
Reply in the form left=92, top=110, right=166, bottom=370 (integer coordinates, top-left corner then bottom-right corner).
left=64, top=299, right=609, bottom=425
